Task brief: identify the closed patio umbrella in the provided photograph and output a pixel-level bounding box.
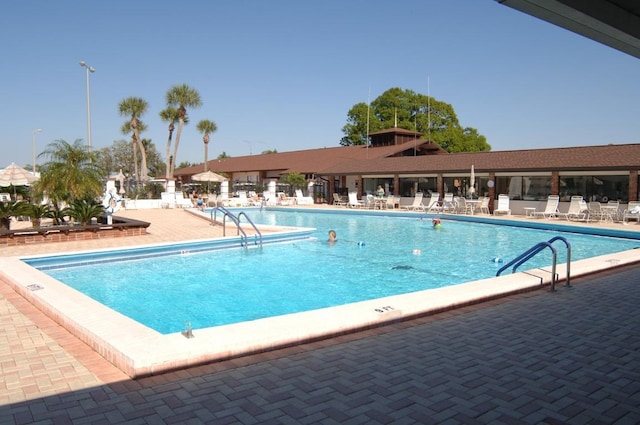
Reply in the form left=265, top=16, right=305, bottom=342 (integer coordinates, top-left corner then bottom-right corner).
left=468, top=165, right=475, bottom=197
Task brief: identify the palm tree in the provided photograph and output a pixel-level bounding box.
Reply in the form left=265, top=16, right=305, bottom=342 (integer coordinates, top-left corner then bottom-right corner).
left=159, top=106, right=180, bottom=179
left=196, top=119, right=217, bottom=172
left=118, top=97, right=149, bottom=183
left=34, top=139, right=104, bottom=222
left=120, top=120, right=148, bottom=188
left=165, top=84, right=202, bottom=178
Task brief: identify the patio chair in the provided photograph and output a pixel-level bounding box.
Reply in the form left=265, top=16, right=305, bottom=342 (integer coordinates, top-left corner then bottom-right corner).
left=622, top=201, right=640, bottom=223
left=333, top=193, right=347, bottom=207
left=425, top=193, right=441, bottom=213
left=347, top=192, right=365, bottom=208
left=558, top=196, right=588, bottom=221
left=401, top=192, right=424, bottom=211
left=454, top=197, right=474, bottom=214
left=160, top=192, right=176, bottom=209
left=586, top=201, right=603, bottom=222
left=441, top=193, right=456, bottom=213
left=295, top=189, right=314, bottom=205
left=493, top=195, right=511, bottom=215
left=277, top=192, right=293, bottom=206
left=385, top=195, right=398, bottom=209
left=478, top=197, right=490, bottom=214
left=175, top=192, right=193, bottom=208
left=533, top=195, right=560, bottom=219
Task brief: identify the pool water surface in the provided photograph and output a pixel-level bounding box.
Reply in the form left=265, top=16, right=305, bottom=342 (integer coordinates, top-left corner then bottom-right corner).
left=37, top=210, right=640, bottom=334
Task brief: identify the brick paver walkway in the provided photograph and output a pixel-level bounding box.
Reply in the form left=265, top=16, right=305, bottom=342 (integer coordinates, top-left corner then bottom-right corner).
left=1, top=209, right=640, bottom=423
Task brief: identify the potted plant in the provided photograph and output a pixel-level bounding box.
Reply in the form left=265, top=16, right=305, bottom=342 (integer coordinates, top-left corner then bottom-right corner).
left=0, top=201, right=30, bottom=230
left=27, top=203, right=54, bottom=228
left=66, top=199, right=105, bottom=226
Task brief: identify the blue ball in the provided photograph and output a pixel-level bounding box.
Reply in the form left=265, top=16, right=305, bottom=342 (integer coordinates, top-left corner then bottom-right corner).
left=492, top=257, right=503, bottom=263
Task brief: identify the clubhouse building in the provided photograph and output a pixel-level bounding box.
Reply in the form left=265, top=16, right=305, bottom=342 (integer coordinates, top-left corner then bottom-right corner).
left=175, top=127, right=640, bottom=213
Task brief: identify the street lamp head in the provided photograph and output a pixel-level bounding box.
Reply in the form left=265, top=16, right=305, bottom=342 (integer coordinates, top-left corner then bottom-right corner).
left=34, top=128, right=43, bottom=133
left=80, top=61, right=95, bottom=72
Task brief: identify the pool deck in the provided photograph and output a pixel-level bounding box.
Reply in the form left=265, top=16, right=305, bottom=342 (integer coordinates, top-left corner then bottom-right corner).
left=2, top=207, right=640, bottom=423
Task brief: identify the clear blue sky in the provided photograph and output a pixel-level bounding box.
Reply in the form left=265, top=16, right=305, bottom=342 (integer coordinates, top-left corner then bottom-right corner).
left=2, top=0, right=639, bottom=170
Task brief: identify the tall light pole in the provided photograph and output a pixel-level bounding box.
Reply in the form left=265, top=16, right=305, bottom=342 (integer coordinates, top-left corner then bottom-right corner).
left=31, top=128, right=43, bottom=173
left=79, top=61, right=95, bottom=148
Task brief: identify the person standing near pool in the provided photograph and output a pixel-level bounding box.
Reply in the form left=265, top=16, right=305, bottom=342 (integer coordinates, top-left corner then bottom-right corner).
left=376, top=185, right=385, bottom=197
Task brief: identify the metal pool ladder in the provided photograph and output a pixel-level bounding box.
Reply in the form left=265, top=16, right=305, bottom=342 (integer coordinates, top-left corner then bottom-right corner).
left=496, top=236, right=571, bottom=291
left=211, top=206, right=263, bottom=247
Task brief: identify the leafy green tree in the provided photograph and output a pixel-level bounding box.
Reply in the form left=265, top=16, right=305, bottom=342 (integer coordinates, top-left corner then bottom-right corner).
left=196, top=119, right=218, bottom=172
left=280, top=172, right=307, bottom=194
left=119, top=97, right=149, bottom=183
left=261, top=149, right=278, bottom=154
left=217, top=152, right=230, bottom=159
left=34, top=139, right=105, bottom=221
left=341, top=87, right=490, bottom=152
left=165, top=84, right=202, bottom=178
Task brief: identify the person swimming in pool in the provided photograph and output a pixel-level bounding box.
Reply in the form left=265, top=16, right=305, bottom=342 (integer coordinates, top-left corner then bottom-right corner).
left=432, top=218, right=442, bottom=229
left=328, top=229, right=337, bottom=243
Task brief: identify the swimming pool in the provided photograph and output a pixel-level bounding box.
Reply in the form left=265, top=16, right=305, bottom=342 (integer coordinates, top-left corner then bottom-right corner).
left=29, top=209, right=640, bottom=334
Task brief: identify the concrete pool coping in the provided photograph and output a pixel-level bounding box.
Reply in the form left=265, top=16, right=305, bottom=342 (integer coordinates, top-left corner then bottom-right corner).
left=2, top=219, right=640, bottom=378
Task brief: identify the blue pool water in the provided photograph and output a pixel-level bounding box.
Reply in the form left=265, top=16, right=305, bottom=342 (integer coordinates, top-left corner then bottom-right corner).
left=37, top=210, right=639, bottom=334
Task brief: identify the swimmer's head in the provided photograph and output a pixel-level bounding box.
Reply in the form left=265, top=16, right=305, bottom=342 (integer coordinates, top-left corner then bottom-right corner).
left=328, top=230, right=337, bottom=242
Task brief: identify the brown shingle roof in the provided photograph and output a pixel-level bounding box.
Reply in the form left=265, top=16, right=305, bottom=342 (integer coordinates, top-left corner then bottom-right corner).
left=320, top=143, right=640, bottom=175
left=175, top=142, right=640, bottom=179
left=175, top=141, right=437, bottom=177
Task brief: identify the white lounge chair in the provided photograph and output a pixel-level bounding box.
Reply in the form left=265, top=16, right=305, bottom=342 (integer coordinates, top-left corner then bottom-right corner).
left=623, top=201, right=640, bottom=223
left=277, top=192, right=293, bottom=206
left=441, top=193, right=455, bottom=213
left=425, top=193, right=441, bottom=213
left=401, top=193, right=424, bottom=211
left=347, top=192, right=365, bottom=208
left=385, top=196, right=398, bottom=209
left=175, top=192, right=193, bottom=208
left=493, top=195, right=511, bottom=215
left=558, top=196, right=588, bottom=220
left=533, top=195, right=560, bottom=219
left=160, top=192, right=176, bottom=209
left=333, top=193, right=347, bottom=206
left=295, top=189, right=314, bottom=205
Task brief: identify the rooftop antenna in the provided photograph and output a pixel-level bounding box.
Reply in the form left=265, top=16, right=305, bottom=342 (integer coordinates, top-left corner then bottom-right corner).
left=366, top=86, right=371, bottom=159
left=427, top=75, right=431, bottom=143
left=414, top=101, right=418, bottom=156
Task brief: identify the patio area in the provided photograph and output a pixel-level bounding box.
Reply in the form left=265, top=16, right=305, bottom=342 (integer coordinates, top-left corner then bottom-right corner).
left=1, top=207, right=640, bottom=423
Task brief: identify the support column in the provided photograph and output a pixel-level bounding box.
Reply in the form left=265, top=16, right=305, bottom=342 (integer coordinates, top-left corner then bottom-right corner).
left=551, top=171, right=559, bottom=196
left=488, top=173, right=496, bottom=213
left=393, top=174, right=399, bottom=196
left=629, top=170, right=638, bottom=202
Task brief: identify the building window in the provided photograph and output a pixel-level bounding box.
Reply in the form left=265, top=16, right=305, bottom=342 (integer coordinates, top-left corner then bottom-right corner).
left=559, top=175, right=628, bottom=202
left=398, top=177, right=436, bottom=197
left=495, top=176, right=551, bottom=200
